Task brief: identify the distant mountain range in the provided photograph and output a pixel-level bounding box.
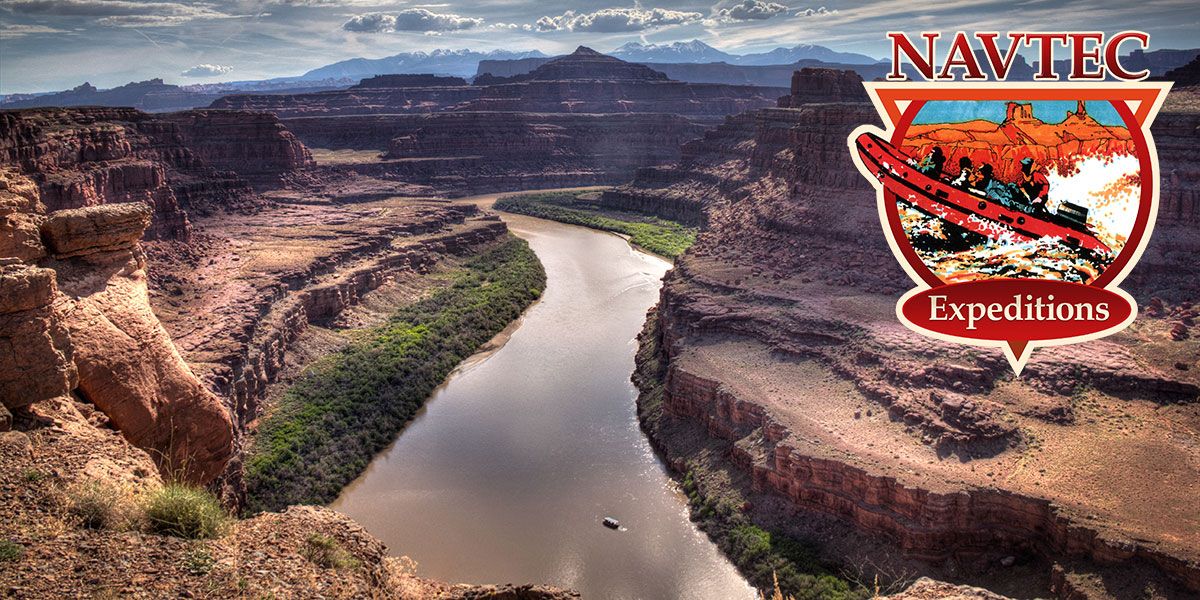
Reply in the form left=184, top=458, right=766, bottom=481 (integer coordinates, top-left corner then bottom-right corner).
left=3, top=44, right=1197, bottom=112
left=609, top=40, right=882, bottom=66
left=289, top=49, right=549, bottom=81
left=0, top=78, right=350, bottom=112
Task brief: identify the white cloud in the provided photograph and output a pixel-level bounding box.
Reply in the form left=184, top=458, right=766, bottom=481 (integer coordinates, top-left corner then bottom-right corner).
left=0, top=0, right=234, bottom=23
left=535, top=7, right=703, bottom=32
left=181, top=63, right=233, bottom=77
left=799, top=6, right=837, bottom=16
left=714, top=0, right=788, bottom=21
left=0, top=23, right=70, bottom=36
left=343, top=9, right=483, bottom=33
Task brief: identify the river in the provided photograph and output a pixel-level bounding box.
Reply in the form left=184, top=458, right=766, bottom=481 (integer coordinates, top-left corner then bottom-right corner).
left=331, top=205, right=755, bottom=599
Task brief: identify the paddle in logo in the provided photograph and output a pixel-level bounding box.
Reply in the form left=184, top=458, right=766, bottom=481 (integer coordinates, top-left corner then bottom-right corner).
left=848, top=31, right=1172, bottom=373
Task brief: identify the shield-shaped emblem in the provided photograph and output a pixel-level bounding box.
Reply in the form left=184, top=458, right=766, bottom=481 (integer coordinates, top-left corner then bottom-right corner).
left=850, top=82, right=1172, bottom=372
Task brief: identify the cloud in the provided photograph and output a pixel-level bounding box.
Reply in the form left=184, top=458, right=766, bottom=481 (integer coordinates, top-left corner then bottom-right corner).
left=799, top=6, right=837, bottom=16
left=343, top=9, right=483, bottom=33
left=535, top=7, right=703, bottom=32
left=0, top=23, right=70, bottom=36
left=0, top=0, right=234, bottom=24
left=181, top=63, right=233, bottom=77
left=714, top=0, right=788, bottom=21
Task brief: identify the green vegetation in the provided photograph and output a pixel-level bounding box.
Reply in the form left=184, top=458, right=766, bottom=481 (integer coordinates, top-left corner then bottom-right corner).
left=495, top=191, right=696, bottom=259
left=679, top=471, right=866, bottom=600
left=183, top=544, right=216, bottom=575
left=65, top=480, right=123, bottom=530
left=144, top=484, right=230, bottom=539
left=634, top=315, right=868, bottom=600
left=245, top=237, right=546, bottom=512
left=301, top=534, right=361, bottom=570
left=22, top=469, right=47, bottom=483
left=0, top=539, right=22, bottom=563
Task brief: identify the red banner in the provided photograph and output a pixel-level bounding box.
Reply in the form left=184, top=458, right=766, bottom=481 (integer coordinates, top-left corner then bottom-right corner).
left=900, top=279, right=1134, bottom=344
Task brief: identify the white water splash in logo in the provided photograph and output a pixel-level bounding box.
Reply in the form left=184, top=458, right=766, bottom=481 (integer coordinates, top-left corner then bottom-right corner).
left=1046, top=153, right=1139, bottom=253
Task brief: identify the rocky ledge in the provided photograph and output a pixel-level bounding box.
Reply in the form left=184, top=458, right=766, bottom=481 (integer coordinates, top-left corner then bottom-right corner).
left=620, top=69, right=1200, bottom=597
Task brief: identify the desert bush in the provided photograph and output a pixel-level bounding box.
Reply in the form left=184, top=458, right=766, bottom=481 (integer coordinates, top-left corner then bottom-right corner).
left=64, top=480, right=129, bottom=530
left=0, top=540, right=22, bottom=563
left=495, top=192, right=696, bottom=259
left=301, top=534, right=361, bottom=570
left=144, top=484, right=229, bottom=539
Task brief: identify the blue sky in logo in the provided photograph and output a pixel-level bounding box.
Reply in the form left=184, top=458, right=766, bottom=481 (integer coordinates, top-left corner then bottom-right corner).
left=912, top=101, right=1126, bottom=127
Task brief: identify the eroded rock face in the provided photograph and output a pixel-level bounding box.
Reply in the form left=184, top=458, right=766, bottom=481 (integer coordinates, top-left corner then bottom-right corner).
left=622, top=70, right=1200, bottom=595
left=0, top=171, right=233, bottom=484
left=0, top=107, right=313, bottom=241
left=159, top=110, right=314, bottom=189
left=777, top=67, right=869, bottom=107
left=0, top=264, right=75, bottom=410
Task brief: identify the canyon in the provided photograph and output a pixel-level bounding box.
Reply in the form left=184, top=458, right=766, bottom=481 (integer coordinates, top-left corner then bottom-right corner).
left=613, top=67, right=1200, bottom=597
left=2, top=41, right=1198, bottom=599
left=211, top=48, right=785, bottom=198
left=0, top=105, right=575, bottom=597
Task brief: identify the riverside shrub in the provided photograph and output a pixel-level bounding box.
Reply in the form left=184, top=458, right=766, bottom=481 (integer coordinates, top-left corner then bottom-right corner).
left=495, top=191, right=696, bottom=259
left=245, top=237, right=545, bottom=512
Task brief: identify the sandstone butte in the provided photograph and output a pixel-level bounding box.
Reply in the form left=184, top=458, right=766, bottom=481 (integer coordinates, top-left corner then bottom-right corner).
left=0, top=55, right=1196, bottom=599
left=607, top=67, right=1200, bottom=598
left=901, top=100, right=1135, bottom=183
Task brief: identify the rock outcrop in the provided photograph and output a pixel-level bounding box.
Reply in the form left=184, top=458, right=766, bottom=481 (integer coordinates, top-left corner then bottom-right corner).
left=460, top=48, right=784, bottom=116
left=352, top=74, right=469, bottom=88
left=0, top=169, right=234, bottom=484
left=777, top=67, right=869, bottom=107
left=1, top=397, right=578, bottom=599
left=159, top=110, right=314, bottom=189
left=209, top=86, right=484, bottom=117
left=622, top=69, right=1200, bottom=596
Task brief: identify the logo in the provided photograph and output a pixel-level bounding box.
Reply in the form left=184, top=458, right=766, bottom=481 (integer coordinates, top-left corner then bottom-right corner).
left=849, top=32, right=1171, bottom=373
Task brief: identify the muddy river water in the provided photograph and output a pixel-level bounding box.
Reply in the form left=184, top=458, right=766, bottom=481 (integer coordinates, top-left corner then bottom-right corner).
left=332, top=210, right=754, bottom=599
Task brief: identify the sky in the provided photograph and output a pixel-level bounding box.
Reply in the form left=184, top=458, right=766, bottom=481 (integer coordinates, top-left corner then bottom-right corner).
left=1, top=0, right=1198, bottom=94
left=912, top=101, right=1125, bottom=127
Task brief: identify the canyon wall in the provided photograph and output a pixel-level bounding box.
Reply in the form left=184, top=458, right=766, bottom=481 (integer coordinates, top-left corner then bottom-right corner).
left=0, top=108, right=313, bottom=241
left=623, top=69, right=1200, bottom=596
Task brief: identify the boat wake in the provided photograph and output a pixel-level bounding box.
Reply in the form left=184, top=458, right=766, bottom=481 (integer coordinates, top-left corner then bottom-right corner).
left=899, top=204, right=1110, bottom=284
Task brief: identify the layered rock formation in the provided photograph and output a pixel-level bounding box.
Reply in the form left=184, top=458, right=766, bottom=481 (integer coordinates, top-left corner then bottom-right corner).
left=0, top=168, right=233, bottom=483
left=210, top=48, right=790, bottom=201
left=362, top=112, right=707, bottom=193
left=210, top=86, right=483, bottom=118
left=159, top=110, right=314, bottom=189
left=0, top=107, right=312, bottom=240
left=619, top=68, right=1200, bottom=596
left=352, top=74, right=469, bottom=88
left=459, top=47, right=785, bottom=115
left=777, top=67, right=869, bottom=107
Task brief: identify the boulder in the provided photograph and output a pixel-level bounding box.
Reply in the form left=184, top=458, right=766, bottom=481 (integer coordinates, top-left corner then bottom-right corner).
left=40, top=203, right=152, bottom=257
